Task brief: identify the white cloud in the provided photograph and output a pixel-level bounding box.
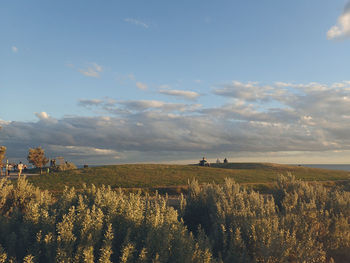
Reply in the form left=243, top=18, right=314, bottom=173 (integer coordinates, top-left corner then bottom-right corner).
left=213, top=81, right=273, bottom=102
left=124, top=18, right=149, bottom=28
left=78, top=63, right=103, bottom=78
left=327, top=2, right=350, bottom=40
left=11, top=46, right=18, bottom=53
left=136, top=82, right=148, bottom=90
left=35, top=112, right=50, bottom=120
left=159, top=89, right=200, bottom=100
left=119, top=100, right=191, bottom=112
left=77, top=97, right=202, bottom=115
left=34, top=112, right=58, bottom=124
left=0, top=119, right=10, bottom=126
left=51, top=145, right=120, bottom=157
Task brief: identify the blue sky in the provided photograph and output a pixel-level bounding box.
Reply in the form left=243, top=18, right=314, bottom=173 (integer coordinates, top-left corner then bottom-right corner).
left=1, top=0, right=350, bottom=164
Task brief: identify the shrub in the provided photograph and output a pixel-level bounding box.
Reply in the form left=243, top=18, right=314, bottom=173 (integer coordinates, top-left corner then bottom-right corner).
left=183, top=175, right=350, bottom=263
left=57, top=162, right=77, bottom=171
left=0, top=175, right=348, bottom=262
left=0, top=178, right=212, bottom=263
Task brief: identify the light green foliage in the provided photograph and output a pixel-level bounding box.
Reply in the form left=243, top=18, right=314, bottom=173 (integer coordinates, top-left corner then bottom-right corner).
left=184, top=175, right=350, bottom=263
left=0, top=175, right=348, bottom=262
left=0, top=146, right=5, bottom=163
left=98, top=224, right=113, bottom=263
left=0, top=178, right=210, bottom=263
left=0, top=245, right=7, bottom=263
left=23, top=254, right=35, bottom=263
left=57, top=162, right=77, bottom=171
left=0, top=146, right=6, bottom=176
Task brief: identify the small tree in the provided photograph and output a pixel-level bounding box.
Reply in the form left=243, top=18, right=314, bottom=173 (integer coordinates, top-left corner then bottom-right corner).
left=27, top=147, right=49, bottom=174
left=0, top=146, right=6, bottom=176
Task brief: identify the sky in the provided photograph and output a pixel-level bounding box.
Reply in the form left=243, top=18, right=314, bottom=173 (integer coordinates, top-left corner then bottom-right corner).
left=1, top=0, right=350, bottom=165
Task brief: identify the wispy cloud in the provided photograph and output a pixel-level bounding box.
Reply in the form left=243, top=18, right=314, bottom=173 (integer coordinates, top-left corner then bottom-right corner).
left=327, top=1, right=350, bottom=40
left=159, top=89, right=200, bottom=100
left=118, top=100, right=200, bottom=112
left=213, top=81, right=273, bottom=102
left=136, top=82, right=148, bottom=90
left=78, top=63, right=103, bottom=78
left=11, top=46, right=18, bottom=53
left=78, top=99, right=104, bottom=107
left=124, top=18, right=149, bottom=28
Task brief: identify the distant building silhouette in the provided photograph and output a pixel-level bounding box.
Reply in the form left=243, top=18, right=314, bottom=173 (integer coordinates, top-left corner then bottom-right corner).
left=199, top=157, right=210, bottom=167
left=223, top=158, right=228, bottom=164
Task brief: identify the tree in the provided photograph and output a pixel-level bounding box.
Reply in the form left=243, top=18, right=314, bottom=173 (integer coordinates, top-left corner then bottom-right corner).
left=27, top=147, right=49, bottom=174
left=0, top=146, right=6, bottom=176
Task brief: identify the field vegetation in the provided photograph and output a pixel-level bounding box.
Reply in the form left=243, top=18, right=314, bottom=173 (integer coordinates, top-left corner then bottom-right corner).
left=26, top=163, right=350, bottom=194
left=0, top=174, right=349, bottom=262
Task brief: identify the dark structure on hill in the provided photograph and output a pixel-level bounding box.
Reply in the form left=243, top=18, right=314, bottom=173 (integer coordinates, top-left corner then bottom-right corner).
left=223, top=158, right=228, bottom=164
left=199, top=157, right=210, bottom=167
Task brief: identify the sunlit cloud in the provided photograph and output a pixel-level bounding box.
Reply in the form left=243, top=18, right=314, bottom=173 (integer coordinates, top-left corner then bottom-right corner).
left=35, top=112, right=50, bottom=120
left=11, top=46, right=18, bottom=53
left=213, top=81, right=272, bottom=102
left=327, top=1, right=350, bottom=40
left=159, top=89, right=200, bottom=100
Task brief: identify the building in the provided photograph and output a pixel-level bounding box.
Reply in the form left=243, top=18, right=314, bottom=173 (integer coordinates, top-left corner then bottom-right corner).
left=199, top=157, right=210, bottom=167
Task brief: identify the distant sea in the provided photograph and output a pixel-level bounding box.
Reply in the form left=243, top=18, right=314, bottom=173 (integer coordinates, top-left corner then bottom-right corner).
left=78, top=164, right=350, bottom=172
left=293, top=164, right=350, bottom=171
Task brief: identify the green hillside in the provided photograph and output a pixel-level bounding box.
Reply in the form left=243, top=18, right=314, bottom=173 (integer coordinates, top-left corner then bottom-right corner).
left=26, top=163, right=350, bottom=193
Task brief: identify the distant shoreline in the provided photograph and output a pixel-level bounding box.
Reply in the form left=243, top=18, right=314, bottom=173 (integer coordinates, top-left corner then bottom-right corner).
left=75, top=163, right=350, bottom=172
left=292, top=164, right=350, bottom=171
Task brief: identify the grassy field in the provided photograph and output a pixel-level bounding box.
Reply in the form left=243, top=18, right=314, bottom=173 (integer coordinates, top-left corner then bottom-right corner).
left=25, top=163, right=350, bottom=193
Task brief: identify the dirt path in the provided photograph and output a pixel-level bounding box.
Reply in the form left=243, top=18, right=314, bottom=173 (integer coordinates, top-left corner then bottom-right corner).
left=0, top=172, right=39, bottom=180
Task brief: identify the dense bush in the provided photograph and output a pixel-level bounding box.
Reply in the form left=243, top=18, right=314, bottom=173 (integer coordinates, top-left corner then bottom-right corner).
left=57, top=162, right=77, bottom=171
left=183, top=175, right=350, bottom=263
left=0, top=175, right=349, bottom=262
left=0, top=178, right=211, bottom=263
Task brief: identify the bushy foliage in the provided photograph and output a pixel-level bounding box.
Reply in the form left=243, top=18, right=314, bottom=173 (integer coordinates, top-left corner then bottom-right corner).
left=57, top=162, right=77, bottom=171
left=27, top=147, right=49, bottom=173
left=0, top=146, right=6, bottom=176
left=0, top=177, right=211, bottom=263
left=0, top=175, right=349, bottom=262
left=183, top=175, right=350, bottom=263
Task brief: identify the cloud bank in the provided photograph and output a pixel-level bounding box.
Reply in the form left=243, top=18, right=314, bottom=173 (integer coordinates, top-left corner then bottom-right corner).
left=2, top=80, right=350, bottom=164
